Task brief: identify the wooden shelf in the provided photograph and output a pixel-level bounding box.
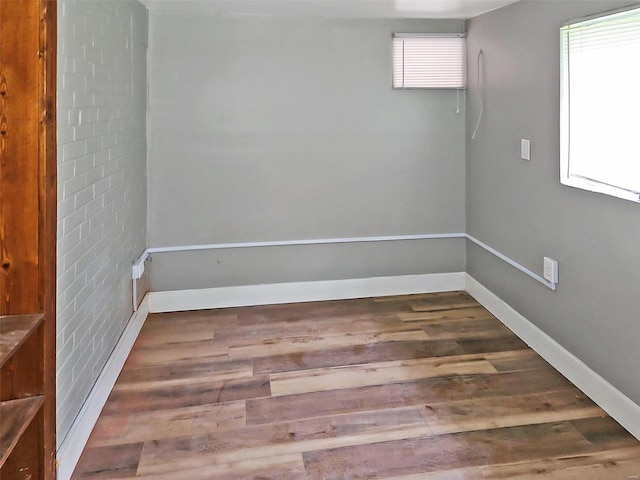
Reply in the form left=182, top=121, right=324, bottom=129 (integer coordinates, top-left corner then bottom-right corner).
left=0, top=315, right=45, bottom=369
left=0, top=396, right=44, bottom=469
left=0, top=315, right=46, bottom=477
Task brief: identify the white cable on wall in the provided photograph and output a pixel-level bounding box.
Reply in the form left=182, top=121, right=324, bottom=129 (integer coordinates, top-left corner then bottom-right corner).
left=465, top=234, right=556, bottom=291
left=141, top=233, right=465, bottom=260
left=131, top=232, right=557, bottom=299
left=471, top=49, right=484, bottom=140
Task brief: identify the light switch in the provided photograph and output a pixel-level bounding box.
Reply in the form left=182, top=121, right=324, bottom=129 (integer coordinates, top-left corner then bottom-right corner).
left=521, top=139, right=531, bottom=161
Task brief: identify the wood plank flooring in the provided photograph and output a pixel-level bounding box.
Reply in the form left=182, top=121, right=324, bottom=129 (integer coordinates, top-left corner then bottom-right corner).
left=72, top=291, right=640, bottom=479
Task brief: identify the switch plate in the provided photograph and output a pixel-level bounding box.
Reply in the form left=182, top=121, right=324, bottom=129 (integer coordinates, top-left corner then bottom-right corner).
left=521, top=139, right=531, bottom=161
left=543, top=257, right=558, bottom=284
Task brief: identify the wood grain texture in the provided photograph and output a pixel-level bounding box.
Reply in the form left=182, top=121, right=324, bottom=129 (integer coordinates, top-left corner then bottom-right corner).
left=1, top=406, right=44, bottom=480
left=0, top=0, right=57, bottom=477
left=1, top=321, right=44, bottom=400
left=253, top=338, right=465, bottom=375
left=228, top=328, right=430, bottom=359
left=102, top=376, right=270, bottom=415
left=302, top=422, right=596, bottom=479
left=136, top=407, right=433, bottom=475
left=269, top=355, right=499, bottom=397
left=408, top=291, right=480, bottom=312
left=0, top=396, right=43, bottom=467
left=0, top=0, right=40, bottom=315
left=398, top=306, right=493, bottom=322
left=88, top=401, right=246, bottom=448
left=114, top=358, right=254, bottom=391
left=71, top=294, right=640, bottom=479
left=0, top=314, right=44, bottom=368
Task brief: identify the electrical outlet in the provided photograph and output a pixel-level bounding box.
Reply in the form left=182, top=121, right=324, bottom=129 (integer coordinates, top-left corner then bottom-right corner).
left=521, top=139, right=531, bottom=161
left=543, top=257, right=558, bottom=284
left=131, top=260, right=145, bottom=280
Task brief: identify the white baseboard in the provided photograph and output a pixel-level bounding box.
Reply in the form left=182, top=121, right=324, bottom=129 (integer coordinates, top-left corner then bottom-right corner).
left=56, top=295, right=150, bottom=480
left=465, top=274, right=640, bottom=441
left=149, top=272, right=466, bottom=313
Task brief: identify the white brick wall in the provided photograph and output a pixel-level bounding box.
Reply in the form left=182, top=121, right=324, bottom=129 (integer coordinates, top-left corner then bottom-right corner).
left=57, top=0, right=148, bottom=447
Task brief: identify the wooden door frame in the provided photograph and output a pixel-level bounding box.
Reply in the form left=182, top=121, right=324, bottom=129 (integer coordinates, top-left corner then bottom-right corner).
left=0, top=0, right=57, bottom=478
left=41, top=2, right=58, bottom=477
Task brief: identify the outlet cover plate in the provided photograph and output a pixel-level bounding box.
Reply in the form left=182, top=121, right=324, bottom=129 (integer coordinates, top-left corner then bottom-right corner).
left=543, top=256, right=558, bottom=284
left=521, top=139, right=531, bottom=161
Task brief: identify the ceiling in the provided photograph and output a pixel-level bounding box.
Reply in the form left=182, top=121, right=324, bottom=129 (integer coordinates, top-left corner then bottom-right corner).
left=140, top=0, right=520, bottom=19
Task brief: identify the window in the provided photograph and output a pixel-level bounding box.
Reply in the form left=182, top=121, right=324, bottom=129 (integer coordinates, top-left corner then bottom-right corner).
left=392, top=34, right=466, bottom=89
left=560, top=6, right=640, bottom=203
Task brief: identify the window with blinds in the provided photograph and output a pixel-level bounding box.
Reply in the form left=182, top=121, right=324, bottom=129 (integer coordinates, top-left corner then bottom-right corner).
left=392, top=34, right=466, bottom=89
left=560, top=6, right=640, bottom=203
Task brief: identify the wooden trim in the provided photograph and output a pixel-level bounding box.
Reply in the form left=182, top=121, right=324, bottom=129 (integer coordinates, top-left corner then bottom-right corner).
left=40, top=2, right=57, bottom=477
left=0, top=0, right=57, bottom=478
left=0, top=0, right=41, bottom=313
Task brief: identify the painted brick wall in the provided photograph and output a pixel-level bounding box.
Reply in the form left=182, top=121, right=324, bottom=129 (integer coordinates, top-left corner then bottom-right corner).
left=57, top=0, right=148, bottom=446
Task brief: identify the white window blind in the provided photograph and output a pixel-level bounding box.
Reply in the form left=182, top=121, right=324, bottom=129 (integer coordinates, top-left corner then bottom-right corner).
left=393, top=34, right=466, bottom=89
left=560, top=6, right=640, bottom=203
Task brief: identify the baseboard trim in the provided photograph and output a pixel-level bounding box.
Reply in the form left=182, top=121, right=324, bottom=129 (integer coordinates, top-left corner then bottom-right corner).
left=465, top=274, right=640, bottom=441
left=148, top=272, right=466, bottom=313
left=56, top=294, right=150, bottom=480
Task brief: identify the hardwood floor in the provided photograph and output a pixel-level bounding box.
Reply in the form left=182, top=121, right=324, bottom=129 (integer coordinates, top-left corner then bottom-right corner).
left=72, top=292, right=640, bottom=479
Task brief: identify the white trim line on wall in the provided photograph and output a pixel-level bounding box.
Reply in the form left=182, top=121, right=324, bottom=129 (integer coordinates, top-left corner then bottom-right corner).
left=465, top=274, right=640, bottom=441
left=56, top=295, right=150, bottom=480
left=465, top=234, right=556, bottom=290
left=133, top=233, right=466, bottom=265
left=148, top=233, right=465, bottom=254
left=148, top=272, right=466, bottom=313
left=133, top=232, right=555, bottom=291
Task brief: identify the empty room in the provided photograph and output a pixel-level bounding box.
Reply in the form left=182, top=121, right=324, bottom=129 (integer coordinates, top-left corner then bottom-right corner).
left=1, top=0, right=639, bottom=479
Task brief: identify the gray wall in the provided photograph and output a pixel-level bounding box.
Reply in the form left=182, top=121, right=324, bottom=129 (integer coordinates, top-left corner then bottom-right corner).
left=147, top=13, right=466, bottom=291
left=57, top=0, right=148, bottom=446
left=466, top=1, right=640, bottom=404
